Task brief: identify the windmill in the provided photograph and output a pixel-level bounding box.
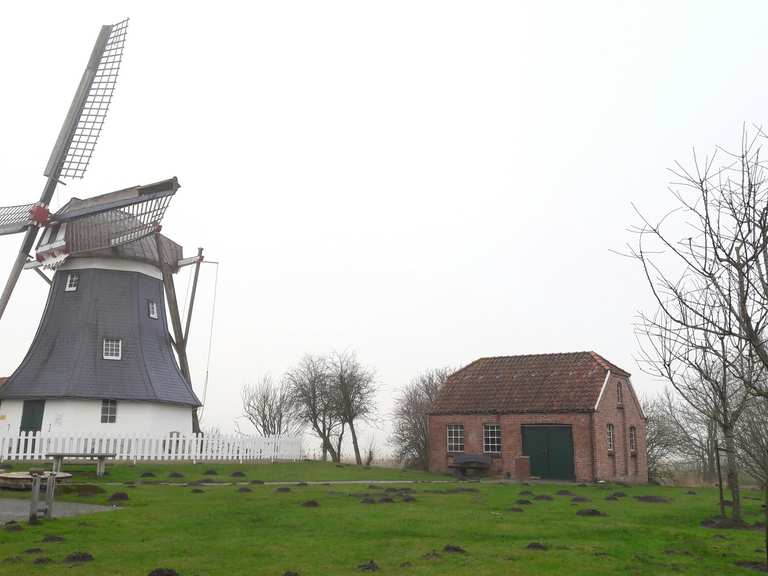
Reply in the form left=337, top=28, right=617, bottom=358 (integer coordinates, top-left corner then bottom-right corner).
left=0, top=20, right=205, bottom=436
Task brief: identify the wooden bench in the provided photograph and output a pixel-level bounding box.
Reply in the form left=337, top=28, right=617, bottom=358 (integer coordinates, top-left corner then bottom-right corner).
left=47, top=452, right=116, bottom=477
left=0, top=470, right=71, bottom=521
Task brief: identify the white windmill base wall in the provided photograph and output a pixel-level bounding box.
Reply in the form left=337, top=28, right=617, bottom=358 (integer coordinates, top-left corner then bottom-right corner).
left=0, top=399, right=193, bottom=437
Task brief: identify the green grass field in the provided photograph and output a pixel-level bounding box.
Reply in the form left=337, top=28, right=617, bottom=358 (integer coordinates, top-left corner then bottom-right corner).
left=0, top=461, right=765, bottom=575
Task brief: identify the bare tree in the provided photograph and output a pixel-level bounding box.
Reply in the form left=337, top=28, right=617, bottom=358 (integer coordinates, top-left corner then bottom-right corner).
left=641, top=393, right=679, bottom=482
left=735, top=396, right=768, bottom=568
left=327, top=350, right=377, bottom=465
left=389, top=367, right=451, bottom=469
left=285, top=355, right=345, bottom=462
left=240, top=374, right=302, bottom=437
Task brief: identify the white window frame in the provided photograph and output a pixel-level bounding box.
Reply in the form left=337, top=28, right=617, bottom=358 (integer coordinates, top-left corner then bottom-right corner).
left=483, top=424, right=502, bottom=454
left=148, top=300, right=159, bottom=319
left=629, top=426, right=637, bottom=452
left=101, top=399, right=117, bottom=423
left=447, top=424, right=464, bottom=453
left=607, top=423, right=615, bottom=452
left=65, top=272, right=80, bottom=292
left=102, top=338, right=122, bottom=360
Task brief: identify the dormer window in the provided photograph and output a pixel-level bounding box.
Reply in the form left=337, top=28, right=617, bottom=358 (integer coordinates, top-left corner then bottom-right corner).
left=65, top=272, right=80, bottom=292
left=148, top=300, right=158, bottom=319
left=103, top=338, right=122, bottom=360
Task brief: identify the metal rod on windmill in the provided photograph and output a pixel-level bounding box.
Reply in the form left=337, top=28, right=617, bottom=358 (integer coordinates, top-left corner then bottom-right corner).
left=0, top=19, right=129, bottom=320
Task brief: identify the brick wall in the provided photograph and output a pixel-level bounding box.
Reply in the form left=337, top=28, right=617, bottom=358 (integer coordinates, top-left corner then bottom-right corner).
left=428, top=376, right=648, bottom=484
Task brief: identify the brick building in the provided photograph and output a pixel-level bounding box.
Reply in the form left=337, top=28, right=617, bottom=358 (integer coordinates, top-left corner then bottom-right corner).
left=428, top=352, right=648, bottom=483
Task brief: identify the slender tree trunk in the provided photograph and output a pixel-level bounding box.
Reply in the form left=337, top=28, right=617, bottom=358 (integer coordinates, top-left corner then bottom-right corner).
left=348, top=418, right=362, bottom=465
left=715, top=437, right=726, bottom=518
left=764, top=481, right=767, bottom=569
left=722, top=425, right=743, bottom=523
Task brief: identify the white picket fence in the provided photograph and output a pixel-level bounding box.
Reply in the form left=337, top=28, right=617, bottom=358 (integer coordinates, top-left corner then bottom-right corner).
left=0, top=432, right=303, bottom=464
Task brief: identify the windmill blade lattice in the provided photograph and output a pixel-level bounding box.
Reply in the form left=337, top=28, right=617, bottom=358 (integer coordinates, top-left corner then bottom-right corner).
left=0, top=203, right=38, bottom=236
left=59, top=19, right=128, bottom=179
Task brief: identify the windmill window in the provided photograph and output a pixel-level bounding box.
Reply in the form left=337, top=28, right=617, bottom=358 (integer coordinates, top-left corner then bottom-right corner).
left=617, top=382, right=624, bottom=405
left=103, top=338, right=122, bottom=360
left=629, top=426, right=637, bottom=452
left=101, top=400, right=117, bottom=423
left=483, top=424, right=501, bottom=454
left=148, top=300, right=158, bottom=319
left=65, top=272, right=80, bottom=292
left=447, top=424, right=464, bottom=453
left=606, top=423, right=615, bottom=452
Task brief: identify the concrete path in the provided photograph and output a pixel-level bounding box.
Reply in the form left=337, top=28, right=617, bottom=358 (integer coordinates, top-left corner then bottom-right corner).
left=0, top=498, right=113, bottom=523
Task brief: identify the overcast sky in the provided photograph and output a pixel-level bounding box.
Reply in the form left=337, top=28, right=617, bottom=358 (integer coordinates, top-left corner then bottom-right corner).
left=0, top=1, right=764, bottom=455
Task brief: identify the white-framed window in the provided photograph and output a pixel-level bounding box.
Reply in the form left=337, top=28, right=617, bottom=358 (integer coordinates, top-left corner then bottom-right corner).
left=483, top=424, right=501, bottom=454
left=447, top=424, right=464, bottom=453
left=617, top=381, right=624, bottom=404
left=102, top=338, right=122, bottom=360
left=629, top=426, right=637, bottom=452
left=65, top=272, right=80, bottom=292
left=607, top=423, right=615, bottom=452
left=101, top=399, right=117, bottom=423
left=148, top=300, right=158, bottom=319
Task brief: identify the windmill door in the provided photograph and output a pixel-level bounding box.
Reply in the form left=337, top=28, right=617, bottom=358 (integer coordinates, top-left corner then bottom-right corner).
left=521, top=425, right=575, bottom=480
left=18, top=400, right=45, bottom=455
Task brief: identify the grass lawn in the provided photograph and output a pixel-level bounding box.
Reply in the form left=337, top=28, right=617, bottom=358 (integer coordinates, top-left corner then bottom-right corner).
left=0, top=461, right=765, bottom=575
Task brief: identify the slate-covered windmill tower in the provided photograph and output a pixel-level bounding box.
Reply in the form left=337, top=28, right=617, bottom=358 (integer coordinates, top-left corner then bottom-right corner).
left=0, top=20, right=203, bottom=436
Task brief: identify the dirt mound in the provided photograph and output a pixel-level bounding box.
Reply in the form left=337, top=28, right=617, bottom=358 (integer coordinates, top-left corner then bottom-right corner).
left=42, top=534, right=64, bottom=543
left=283, top=572, right=300, bottom=576
left=191, top=488, right=205, bottom=494
left=572, top=496, right=590, bottom=503
left=735, top=561, right=768, bottom=572
left=169, top=472, right=184, bottom=479
left=516, top=499, right=532, bottom=505
left=378, top=496, right=395, bottom=504
left=66, top=552, right=94, bottom=563
left=508, top=506, right=524, bottom=512
left=59, top=484, right=106, bottom=497
left=526, top=542, right=548, bottom=550
left=203, top=469, right=218, bottom=476
left=401, top=495, right=416, bottom=502
left=238, top=487, right=252, bottom=493
left=23, top=548, right=43, bottom=554
left=443, top=544, right=466, bottom=554
left=701, top=516, right=750, bottom=530
left=230, top=471, right=246, bottom=478
left=276, top=487, right=291, bottom=493
left=423, top=550, right=441, bottom=560
left=534, top=495, right=554, bottom=501
left=148, top=569, right=181, bottom=576
left=577, top=508, right=606, bottom=517
left=610, top=492, right=627, bottom=498
left=604, top=496, right=619, bottom=501
left=519, top=490, right=534, bottom=496
left=108, top=492, right=130, bottom=502
left=556, top=490, right=573, bottom=496
left=635, top=495, right=670, bottom=504
left=33, top=557, right=52, bottom=565
left=358, top=559, right=379, bottom=571
left=302, top=500, right=319, bottom=507
left=140, top=471, right=156, bottom=478
left=360, top=497, right=376, bottom=504
left=367, top=484, right=382, bottom=490
left=4, top=522, right=22, bottom=532
left=686, top=490, right=697, bottom=495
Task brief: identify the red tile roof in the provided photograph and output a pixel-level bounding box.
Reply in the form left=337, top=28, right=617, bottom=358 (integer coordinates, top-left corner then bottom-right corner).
left=429, top=352, right=630, bottom=415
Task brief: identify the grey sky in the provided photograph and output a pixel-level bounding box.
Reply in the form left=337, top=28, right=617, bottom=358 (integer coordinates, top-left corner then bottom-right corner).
left=0, top=2, right=764, bottom=453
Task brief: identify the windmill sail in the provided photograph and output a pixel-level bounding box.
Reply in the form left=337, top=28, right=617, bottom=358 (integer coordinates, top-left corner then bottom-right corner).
left=0, top=203, right=39, bottom=236
left=35, top=178, right=180, bottom=267
left=45, top=19, right=129, bottom=180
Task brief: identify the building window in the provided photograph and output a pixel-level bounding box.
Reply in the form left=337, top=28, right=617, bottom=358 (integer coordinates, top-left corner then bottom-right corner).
left=483, top=424, right=501, bottom=454
left=65, top=272, right=80, bottom=292
left=103, top=338, right=122, bottom=360
left=101, top=400, right=117, bottom=423
left=447, top=424, right=464, bottom=453
left=629, top=426, right=637, bottom=452
left=148, top=300, right=158, bottom=319
left=617, top=381, right=624, bottom=405
left=607, top=423, right=615, bottom=452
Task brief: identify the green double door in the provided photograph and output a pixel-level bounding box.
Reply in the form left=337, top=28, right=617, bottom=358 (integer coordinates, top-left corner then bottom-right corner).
left=521, top=425, right=575, bottom=480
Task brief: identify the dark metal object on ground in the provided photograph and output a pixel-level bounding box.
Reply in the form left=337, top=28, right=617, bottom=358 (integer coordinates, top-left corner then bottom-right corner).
left=448, top=453, right=492, bottom=477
